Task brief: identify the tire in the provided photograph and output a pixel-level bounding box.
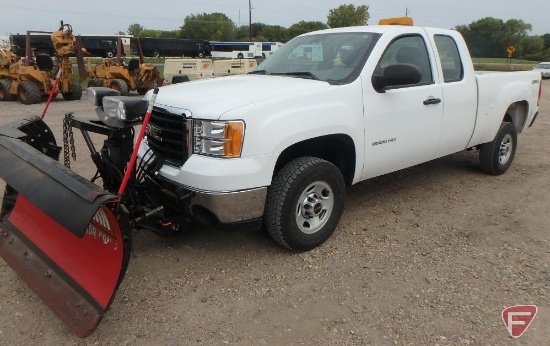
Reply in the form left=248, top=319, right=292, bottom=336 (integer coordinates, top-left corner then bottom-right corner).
left=152, top=50, right=160, bottom=58
left=265, top=157, right=346, bottom=251
left=137, top=87, right=151, bottom=95
left=479, top=121, right=517, bottom=175
left=62, top=80, right=83, bottom=101
left=237, top=53, right=244, bottom=59
left=0, top=79, right=17, bottom=101
left=110, top=79, right=129, bottom=96
left=171, top=75, right=190, bottom=84
left=106, top=51, right=114, bottom=58
left=88, top=78, right=103, bottom=87
left=17, top=80, right=42, bottom=105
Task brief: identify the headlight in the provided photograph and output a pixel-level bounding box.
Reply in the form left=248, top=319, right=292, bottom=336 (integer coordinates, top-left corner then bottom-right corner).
left=193, top=120, right=245, bottom=158
left=101, top=96, right=149, bottom=128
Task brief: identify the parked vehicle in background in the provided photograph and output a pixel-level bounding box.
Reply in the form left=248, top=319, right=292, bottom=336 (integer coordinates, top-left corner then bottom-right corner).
left=261, top=42, right=283, bottom=57
left=80, top=36, right=120, bottom=58
left=210, top=41, right=262, bottom=59
left=533, top=62, right=550, bottom=78
left=10, top=34, right=121, bottom=58
left=133, top=38, right=211, bottom=58
left=87, top=37, right=160, bottom=95
left=163, top=58, right=214, bottom=84
left=2, top=23, right=84, bottom=104
left=213, top=59, right=257, bottom=77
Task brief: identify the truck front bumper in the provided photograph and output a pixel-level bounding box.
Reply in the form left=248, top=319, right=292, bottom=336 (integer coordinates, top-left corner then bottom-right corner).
left=188, top=185, right=267, bottom=224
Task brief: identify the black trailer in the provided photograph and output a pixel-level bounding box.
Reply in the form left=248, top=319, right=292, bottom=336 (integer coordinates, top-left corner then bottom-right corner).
left=9, top=34, right=122, bottom=58
left=131, top=38, right=211, bottom=58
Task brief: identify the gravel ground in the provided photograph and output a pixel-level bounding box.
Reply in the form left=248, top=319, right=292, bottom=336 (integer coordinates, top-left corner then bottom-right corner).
left=0, top=81, right=549, bottom=345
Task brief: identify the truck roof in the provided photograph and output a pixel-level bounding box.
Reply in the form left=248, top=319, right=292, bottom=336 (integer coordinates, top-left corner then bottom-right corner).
left=302, top=25, right=457, bottom=36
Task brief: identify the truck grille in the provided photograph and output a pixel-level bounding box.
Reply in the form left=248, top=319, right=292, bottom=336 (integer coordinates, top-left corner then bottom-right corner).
left=147, top=106, right=190, bottom=167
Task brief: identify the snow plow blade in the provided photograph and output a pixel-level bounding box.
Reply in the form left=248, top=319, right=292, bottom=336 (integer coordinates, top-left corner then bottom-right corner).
left=0, top=119, right=131, bottom=337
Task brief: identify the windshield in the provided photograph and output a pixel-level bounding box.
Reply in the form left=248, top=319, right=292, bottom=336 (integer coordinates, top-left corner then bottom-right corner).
left=536, top=63, right=550, bottom=69
left=253, top=32, right=381, bottom=84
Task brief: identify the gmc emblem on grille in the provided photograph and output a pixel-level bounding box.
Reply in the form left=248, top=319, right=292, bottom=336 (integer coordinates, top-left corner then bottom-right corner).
left=146, top=124, right=163, bottom=142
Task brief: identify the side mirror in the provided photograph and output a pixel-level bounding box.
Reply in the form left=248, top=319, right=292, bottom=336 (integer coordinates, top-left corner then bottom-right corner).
left=372, top=63, right=422, bottom=93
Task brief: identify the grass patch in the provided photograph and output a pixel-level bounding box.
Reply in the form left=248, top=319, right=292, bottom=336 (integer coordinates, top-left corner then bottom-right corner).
left=474, top=63, right=535, bottom=71
left=472, top=57, right=540, bottom=64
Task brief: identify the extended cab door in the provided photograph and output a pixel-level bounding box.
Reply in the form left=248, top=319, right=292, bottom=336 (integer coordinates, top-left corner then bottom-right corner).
left=426, top=29, right=478, bottom=157
left=361, top=31, right=443, bottom=179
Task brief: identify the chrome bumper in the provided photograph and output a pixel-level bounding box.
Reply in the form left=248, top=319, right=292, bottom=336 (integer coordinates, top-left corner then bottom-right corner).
left=190, top=186, right=267, bottom=223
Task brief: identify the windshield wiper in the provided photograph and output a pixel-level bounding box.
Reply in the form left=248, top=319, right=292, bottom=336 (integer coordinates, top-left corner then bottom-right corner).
left=249, top=70, right=268, bottom=74
left=271, top=72, right=320, bottom=80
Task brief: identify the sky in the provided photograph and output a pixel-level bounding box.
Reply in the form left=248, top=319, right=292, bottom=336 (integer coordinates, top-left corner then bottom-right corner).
left=1, top=0, right=549, bottom=38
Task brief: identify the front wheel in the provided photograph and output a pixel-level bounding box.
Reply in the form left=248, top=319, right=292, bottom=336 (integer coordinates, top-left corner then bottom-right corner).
left=62, top=80, right=83, bottom=101
left=265, top=157, right=346, bottom=251
left=479, top=121, right=517, bottom=175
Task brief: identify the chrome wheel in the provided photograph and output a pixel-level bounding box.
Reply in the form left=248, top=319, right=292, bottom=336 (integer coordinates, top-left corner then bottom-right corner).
left=295, top=181, right=334, bottom=235
left=498, top=134, right=513, bottom=164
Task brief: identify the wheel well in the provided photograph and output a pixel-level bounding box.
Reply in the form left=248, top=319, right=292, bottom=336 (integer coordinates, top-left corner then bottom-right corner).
left=504, top=101, right=528, bottom=133
left=273, top=134, right=356, bottom=186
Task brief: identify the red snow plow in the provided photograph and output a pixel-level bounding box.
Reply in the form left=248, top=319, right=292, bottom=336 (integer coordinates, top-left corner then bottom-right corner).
left=0, top=85, right=183, bottom=336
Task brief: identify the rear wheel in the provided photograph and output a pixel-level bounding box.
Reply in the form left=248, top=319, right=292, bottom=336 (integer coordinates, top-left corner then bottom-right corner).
left=110, top=79, right=129, bottom=96
left=265, top=157, right=346, bottom=251
left=0, top=79, right=17, bottom=101
left=18, top=80, right=42, bottom=105
left=237, top=53, right=244, bottom=59
left=62, top=80, right=83, bottom=101
left=87, top=78, right=103, bottom=88
left=152, top=50, right=160, bottom=58
left=479, top=121, right=517, bottom=175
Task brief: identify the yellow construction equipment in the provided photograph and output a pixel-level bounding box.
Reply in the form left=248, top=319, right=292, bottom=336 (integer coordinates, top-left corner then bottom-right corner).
left=0, top=22, right=85, bottom=104
left=87, top=37, right=161, bottom=95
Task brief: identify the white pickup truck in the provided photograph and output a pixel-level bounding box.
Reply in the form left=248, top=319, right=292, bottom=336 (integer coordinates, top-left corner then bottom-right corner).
left=142, top=23, right=541, bottom=251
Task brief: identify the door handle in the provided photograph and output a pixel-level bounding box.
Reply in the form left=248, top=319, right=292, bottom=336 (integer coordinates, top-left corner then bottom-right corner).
left=423, top=97, right=442, bottom=105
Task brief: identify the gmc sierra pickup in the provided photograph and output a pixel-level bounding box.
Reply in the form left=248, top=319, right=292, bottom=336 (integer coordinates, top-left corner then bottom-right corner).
left=141, top=24, right=541, bottom=251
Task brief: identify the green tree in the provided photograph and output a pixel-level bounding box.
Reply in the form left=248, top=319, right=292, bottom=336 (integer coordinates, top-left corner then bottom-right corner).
left=259, top=25, right=288, bottom=42
left=522, top=35, right=545, bottom=61
left=180, top=12, right=236, bottom=41
left=127, top=23, right=144, bottom=36
left=327, top=4, right=369, bottom=28
left=455, top=17, right=531, bottom=58
left=139, top=29, right=161, bottom=38
left=234, top=25, right=250, bottom=41
left=540, top=33, right=550, bottom=49
left=287, top=21, right=328, bottom=40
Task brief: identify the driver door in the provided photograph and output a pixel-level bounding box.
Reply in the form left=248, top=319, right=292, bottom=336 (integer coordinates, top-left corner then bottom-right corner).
left=362, top=33, right=443, bottom=179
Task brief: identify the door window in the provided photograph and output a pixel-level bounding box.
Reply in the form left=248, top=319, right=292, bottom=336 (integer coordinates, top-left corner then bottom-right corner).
left=434, top=35, right=464, bottom=83
left=375, top=35, right=434, bottom=85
